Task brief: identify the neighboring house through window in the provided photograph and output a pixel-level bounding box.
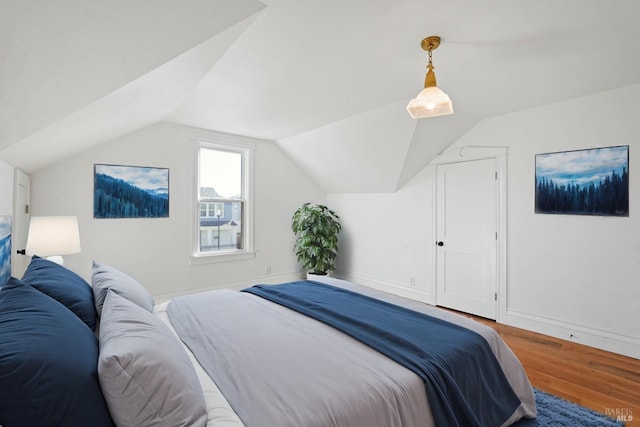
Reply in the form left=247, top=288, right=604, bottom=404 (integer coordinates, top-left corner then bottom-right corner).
left=193, top=133, right=254, bottom=261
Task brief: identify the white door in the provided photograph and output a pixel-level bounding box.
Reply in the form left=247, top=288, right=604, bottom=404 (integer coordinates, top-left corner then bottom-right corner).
left=11, top=169, right=30, bottom=277
left=436, top=158, right=498, bottom=319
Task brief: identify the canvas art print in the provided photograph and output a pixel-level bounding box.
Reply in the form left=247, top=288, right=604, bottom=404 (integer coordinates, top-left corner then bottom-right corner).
left=94, top=164, right=169, bottom=218
left=0, top=216, right=11, bottom=286
left=535, top=145, right=629, bottom=216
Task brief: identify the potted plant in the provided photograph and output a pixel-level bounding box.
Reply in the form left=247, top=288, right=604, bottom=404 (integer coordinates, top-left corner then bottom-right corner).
left=291, top=203, right=341, bottom=276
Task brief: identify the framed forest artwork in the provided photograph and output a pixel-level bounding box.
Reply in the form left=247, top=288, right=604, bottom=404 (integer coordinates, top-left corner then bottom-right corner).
left=535, top=145, right=629, bottom=216
left=94, top=164, right=169, bottom=218
left=0, top=216, right=11, bottom=286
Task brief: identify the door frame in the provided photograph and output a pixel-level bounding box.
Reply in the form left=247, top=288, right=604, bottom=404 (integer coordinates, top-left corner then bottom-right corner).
left=431, top=146, right=508, bottom=323
left=11, top=168, right=30, bottom=278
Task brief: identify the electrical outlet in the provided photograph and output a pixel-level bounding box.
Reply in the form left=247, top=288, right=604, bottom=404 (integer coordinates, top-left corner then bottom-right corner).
left=409, top=276, right=416, bottom=286
left=266, top=265, right=271, bottom=275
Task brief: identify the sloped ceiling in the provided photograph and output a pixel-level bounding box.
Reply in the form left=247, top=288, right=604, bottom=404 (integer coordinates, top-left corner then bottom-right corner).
left=2, top=0, right=640, bottom=192
left=0, top=0, right=265, bottom=169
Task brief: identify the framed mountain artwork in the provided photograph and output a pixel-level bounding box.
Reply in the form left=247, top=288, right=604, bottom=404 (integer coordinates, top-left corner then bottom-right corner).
left=0, top=216, right=11, bottom=286
left=94, top=164, right=169, bottom=218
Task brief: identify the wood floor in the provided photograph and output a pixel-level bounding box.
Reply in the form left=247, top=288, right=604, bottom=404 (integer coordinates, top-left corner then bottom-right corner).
left=466, top=313, right=640, bottom=426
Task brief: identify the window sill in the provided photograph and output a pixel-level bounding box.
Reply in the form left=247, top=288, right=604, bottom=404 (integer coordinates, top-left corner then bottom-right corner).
left=189, top=250, right=256, bottom=265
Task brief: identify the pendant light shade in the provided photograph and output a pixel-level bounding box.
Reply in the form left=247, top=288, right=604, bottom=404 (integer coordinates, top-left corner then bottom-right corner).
left=407, top=36, right=453, bottom=119
left=407, top=86, right=453, bottom=118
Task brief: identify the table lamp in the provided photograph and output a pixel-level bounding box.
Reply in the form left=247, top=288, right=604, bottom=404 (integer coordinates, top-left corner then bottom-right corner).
left=25, top=216, right=81, bottom=265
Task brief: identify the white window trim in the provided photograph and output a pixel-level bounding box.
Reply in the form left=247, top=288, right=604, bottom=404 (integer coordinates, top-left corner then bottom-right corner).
left=189, top=130, right=256, bottom=265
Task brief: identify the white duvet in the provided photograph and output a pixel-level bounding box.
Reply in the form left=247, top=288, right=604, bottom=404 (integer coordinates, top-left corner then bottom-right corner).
left=155, top=276, right=535, bottom=427
left=155, top=302, right=245, bottom=427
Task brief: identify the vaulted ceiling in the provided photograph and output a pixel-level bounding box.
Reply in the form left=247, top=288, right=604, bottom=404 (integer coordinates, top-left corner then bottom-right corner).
left=2, top=0, right=640, bottom=192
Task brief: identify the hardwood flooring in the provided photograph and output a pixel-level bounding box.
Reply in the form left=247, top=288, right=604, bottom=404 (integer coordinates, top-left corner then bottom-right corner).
left=466, top=313, right=640, bottom=426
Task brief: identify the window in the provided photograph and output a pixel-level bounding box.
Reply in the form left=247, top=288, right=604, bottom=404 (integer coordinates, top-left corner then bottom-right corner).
left=194, top=136, right=254, bottom=260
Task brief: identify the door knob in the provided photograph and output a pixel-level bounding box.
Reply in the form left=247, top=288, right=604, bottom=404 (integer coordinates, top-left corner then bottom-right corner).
left=437, top=241, right=444, bottom=247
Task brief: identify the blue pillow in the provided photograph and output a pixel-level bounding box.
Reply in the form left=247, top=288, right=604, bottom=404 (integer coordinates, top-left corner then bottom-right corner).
left=22, top=255, right=97, bottom=330
left=0, top=277, right=114, bottom=427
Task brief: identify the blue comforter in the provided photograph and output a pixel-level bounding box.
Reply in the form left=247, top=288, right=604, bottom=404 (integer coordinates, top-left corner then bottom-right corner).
left=243, top=280, right=521, bottom=427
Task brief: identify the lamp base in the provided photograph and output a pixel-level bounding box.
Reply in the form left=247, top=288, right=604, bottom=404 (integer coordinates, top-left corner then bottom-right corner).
left=45, top=255, right=64, bottom=265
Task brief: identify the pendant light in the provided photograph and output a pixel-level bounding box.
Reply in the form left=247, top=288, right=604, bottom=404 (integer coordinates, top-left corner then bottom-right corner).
left=406, top=36, right=453, bottom=119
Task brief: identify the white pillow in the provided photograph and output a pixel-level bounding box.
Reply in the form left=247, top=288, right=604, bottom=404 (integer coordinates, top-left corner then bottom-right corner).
left=98, top=291, right=207, bottom=427
left=92, top=261, right=154, bottom=316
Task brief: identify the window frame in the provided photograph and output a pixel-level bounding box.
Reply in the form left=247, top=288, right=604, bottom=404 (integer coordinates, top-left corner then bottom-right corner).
left=190, top=132, right=255, bottom=264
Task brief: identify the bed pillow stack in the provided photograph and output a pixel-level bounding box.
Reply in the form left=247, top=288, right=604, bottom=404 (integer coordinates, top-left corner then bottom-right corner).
left=0, top=276, right=113, bottom=426
left=91, top=260, right=155, bottom=316
left=98, top=290, right=208, bottom=427
left=0, top=257, right=207, bottom=427
left=22, top=255, right=98, bottom=330
left=91, top=261, right=207, bottom=426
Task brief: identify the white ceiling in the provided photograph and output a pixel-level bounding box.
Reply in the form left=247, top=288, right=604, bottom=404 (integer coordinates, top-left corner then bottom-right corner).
left=2, top=0, right=640, bottom=192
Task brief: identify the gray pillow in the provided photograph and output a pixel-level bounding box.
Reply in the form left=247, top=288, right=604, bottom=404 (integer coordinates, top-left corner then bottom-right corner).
left=92, top=261, right=154, bottom=316
left=98, top=291, right=207, bottom=427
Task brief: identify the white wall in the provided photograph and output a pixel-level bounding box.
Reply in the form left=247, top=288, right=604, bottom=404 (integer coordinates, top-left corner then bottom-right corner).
left=0, top=160, right=13, bottom=216
left=329, top=167, right=435, bottom=303
left=330, top=84, right=640, bottom=358
left=30, top=122, right=324, bottom=300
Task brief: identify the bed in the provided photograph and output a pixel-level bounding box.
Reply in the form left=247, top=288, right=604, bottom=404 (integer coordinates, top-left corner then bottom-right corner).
left=0, top=257, right=536, bottom=427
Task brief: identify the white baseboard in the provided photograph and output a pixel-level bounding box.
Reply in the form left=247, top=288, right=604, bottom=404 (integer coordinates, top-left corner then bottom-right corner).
left=153, top=271, right=304, bottom=302
left=506, top=309, right=640, bottom=359
left=335, top=271, right=434, bottom=305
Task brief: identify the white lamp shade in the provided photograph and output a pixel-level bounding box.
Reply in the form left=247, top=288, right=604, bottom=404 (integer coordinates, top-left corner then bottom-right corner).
left=25, top=216, right=81, bottom=257
left=406, top=86, right=454, bottom=118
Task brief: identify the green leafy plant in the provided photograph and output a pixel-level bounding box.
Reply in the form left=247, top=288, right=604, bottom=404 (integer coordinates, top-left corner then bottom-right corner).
left=291, top=203, right=341, bottom=275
